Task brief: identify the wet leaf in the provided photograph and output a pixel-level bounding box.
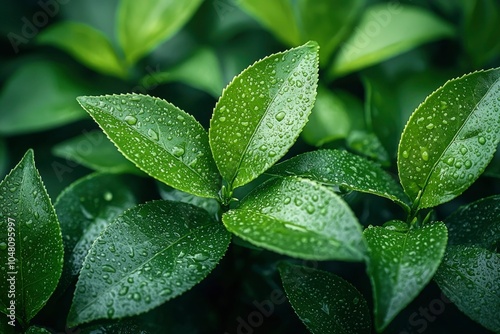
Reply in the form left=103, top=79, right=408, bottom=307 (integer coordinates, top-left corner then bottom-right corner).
left=68, top=200, right=230, bottom=326
left=346, top=131, right=391, bottom=166
left=54, top=173, right=137, bottom=292
left=330, top=4, right=454, bottom=77
left=117, top=0, right=204, bottom=65
left=37, top=22, right=127, bottom=78
left=434, top=246, right=500, bottom=333
left=398, top=68, right=500, bottom=209
left=77, top=93, right=221, bottom=198
left=209, top=41, right=319, bottom=191
left=364, top=222, right=448, bottom=331
left=445, top=195, right=499, bottom=250
left=267, top=149, right=410, bottom=211
left=279, top=263, right=371, bottom=334
left=0, top=150, right=63, bottom=324
left=223, top=177, right=366, bottom=261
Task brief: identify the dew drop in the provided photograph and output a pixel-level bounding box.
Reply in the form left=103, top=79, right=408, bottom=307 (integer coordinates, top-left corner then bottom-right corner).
left=421, top=151, right=429, bottom=161
left=107, top=308, right=115, bottom=317
left=104, top=191, right=113, bottom=201
left=275, top=111, right=286, bottom=122
left=219, top=116, right=226, bottom=122
left=160, top=288, right=172, bottom=296
left=478, top=137, right=486, bottom=145
left=426, top=123, right=434, bottom=130
left=194, top=252, right=209, bottom=261
left=460, top=147, right=468, bottom=155
left=306, top=205, right=315, bottom=214
left=118, top=286, right=129, bottom=296
left=402, top=151, right=409, bottom=159
left=148, top=129, right=159, bottom=141
left=102, top=265, right=116, bottom=273
left=172, top=146, right=185, bottom=157
left=132, top=293, right=141, bottom=301
left=124, top=115, right=137, bottom=125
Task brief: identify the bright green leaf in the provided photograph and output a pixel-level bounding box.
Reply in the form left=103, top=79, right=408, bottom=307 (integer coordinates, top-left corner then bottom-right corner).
left=37, top=22, right=127, bottom=78
left=223, top=177, right=366, bottom=261
left=117, top=0, right=204, bottom=65
left=330, top=4, right=454, bottom=77
left=446, top=195, right=499, bottom=250
left=267, top=149, right=410, bottom=211
left=52, top=131, right=143, bottom=175
left=279, top=263, right=371, bottom=334
left=68, top=200, right=230, bottom=326
left=158, top=183, right=220, bottom=217
left=434, top=246, right=500, bottom=333
left=364, top=222, right=448, bottom=331
left=54, top=173, right=137, bottom=292
left=238, top=0, right=301, bottom=46
left=398, top=68, right=500, bottom=209
left=77, top=93, right=221, bottom=199
left=0, top=150, right=63, bottom=324
left=209, top=41, right=319, bottom=191
left=0, top=61, right=91, bottom=135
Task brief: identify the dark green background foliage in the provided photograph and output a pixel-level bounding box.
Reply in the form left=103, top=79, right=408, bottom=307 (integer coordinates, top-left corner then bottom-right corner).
left=0, top=0, right=499, bottom=333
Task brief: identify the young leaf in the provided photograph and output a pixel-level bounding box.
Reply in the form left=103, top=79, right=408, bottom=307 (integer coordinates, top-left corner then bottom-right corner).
left=0, top=61, right=91, bottom=135
left=267, top=149, right=410, bottom=211
left=52, top=131, right=143, bottom=175
left=223, top=177, right=366, bottom=261
left=398, top=68, right=500, bottom=209
left=209, top=41, right=319, bottom=191
left=54, top=173, right=137, bottom=291
left=117, top=0, right=204, bottom=65
left=329, top=4, right=454, bottom=77
left=363, top=222, right=448, bottom=331
left=77, top=94, right=221, bottom=199
left=67, top=200, right=230, bottom=327
left=434, top=246, right=500, bottom=333
left=0, top=150, right=63, bottom=324
left=37, top=22, right=127, bottom=78
left=279, top=263, right=371, bottom=334
left=446, top=195, right=499, bottom=250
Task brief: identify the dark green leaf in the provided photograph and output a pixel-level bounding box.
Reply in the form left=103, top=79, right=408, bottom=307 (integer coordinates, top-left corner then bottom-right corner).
left=446, top=195, right=499, bottom=250
left=209, top=41, right=319, bottom=190
left=37, top=22, right=127, bottom=78
left=77, top=93, right=221, bottom=198
left=398, top=68, right=500, bottom=209
left=158, top=183, right=220, bottom=217
left=434, top=246, right=500, bottom=333
left=223, top=177, right=366, bottom=261
left=117, top=0, right=204, bottom=65
left=279, top=263, right=371, bottom=334
left=364, top=222, right=448, bottom=331
left=54, top=173, right=137, bottom=292
left=0, top=150, right=63, bottom=324
left=0, top=61, right=90, bottom=135
left=52, top=131, right=143, bottom=175
left=67, top=200, right=230, bottom=326
left=25, top=327, right=51, bottom=334
left=330, top=4, right=454, bottom=77
left=346, top=131, right=390, bottom=166
left=267, top=149, right=410, bottom=210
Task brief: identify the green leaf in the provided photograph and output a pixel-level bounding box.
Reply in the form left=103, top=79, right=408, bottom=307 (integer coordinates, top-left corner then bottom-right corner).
left=25, top=327, right=51, bottom=334
left=209, top=41, right=319, bottom=191
left=54, top=173, right=137, bottom=292
left=346, top=131, right=390, bottom=166
left=223, top=177, right=366, bottom=261
left=158, top=183, right=220, bottom=217
left=77, top=93, right=221, bottom=199
left=117, top=0, right=204, bottom=65
left=68, top=200, right=230, bottom=326
left=330, top=4, right=454, bottom=77
left=0, top=150, right=63, bottom=324
left=279, top=263, right=371, bottom=334
left=445, top=195, right=499, bottom=250
left=238, top=0, right=301, bottom=46
left=52, top=131, right=143, bottom=175
left=434, top=246, right=500, bottom=333
left=37, top=22, right=127, bottom=79
left=398, top=68, right=500, bottom=209
left=363, top=222, right=448, bottom=331
left=267, top=149, right=410, bottom=211
left=0, top=61, right=90, bottom=135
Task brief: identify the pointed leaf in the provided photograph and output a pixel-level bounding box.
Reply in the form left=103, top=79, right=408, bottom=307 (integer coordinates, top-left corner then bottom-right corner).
left=77, top=93, right=221, bottom=198
left=279, top=263, right=371, bottom=334
left=363, top=222, right=448, bottom=331
left=398, top=68, right=500, bottom=209
left=38, top=22, right=127, bottom=78
left=117, top=0, right=204, bottom=65
left=223, top=177, right=366, bottom=261
left=0, top=150, right=63, bottom=324
left=68, top=200, right=230, bottom=326
left=446, top=195, right=499, bottom=250
left=434, top=246, right=500, bottom=333
left=267, top=150, right=410, bottom=210
left=209, top=42, right=319, bottom=190
left=54, top=173, right=137, bottom=292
